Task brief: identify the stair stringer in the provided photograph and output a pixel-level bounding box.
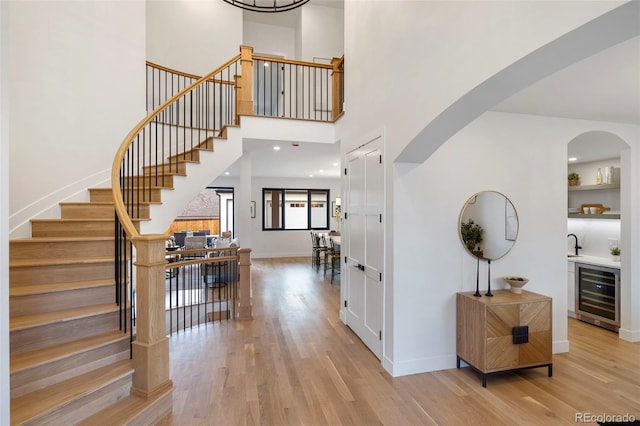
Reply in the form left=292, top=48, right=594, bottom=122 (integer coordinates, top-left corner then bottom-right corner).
left=139, top=125, right=243, bottom=235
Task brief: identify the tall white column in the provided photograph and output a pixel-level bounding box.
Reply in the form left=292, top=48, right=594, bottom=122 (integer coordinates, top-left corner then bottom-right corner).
left=619, top=147, right=640, bottom=342
left=236, top=154, right=252, bottom=249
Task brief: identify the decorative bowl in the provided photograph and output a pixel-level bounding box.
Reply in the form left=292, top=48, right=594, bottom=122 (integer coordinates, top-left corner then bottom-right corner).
left=503, top=276, right=529, bottom=294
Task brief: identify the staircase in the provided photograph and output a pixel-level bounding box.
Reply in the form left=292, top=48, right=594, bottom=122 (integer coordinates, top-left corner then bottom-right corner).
left=8, top=47, right=341, bottom=423
left=8, top=135, right=226, bottom=425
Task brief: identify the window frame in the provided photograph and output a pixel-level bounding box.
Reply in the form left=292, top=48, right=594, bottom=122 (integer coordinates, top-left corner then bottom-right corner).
left=262, top=188, right=331, bottom=231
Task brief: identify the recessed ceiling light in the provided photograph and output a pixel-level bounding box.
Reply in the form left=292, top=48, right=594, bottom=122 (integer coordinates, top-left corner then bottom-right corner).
left=309, top=174, right=313, bottom=177
left=224, top=171, right=230, bottom=175
left=273, top=146, right=280, bottom=151
left=568, top=157, right=577, bottom=162
left=319, top=169, right=324, bottom=173
left=332, top=162, right=338, bottom=167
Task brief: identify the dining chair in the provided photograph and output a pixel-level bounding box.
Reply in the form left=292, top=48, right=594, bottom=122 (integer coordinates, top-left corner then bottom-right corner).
left=183, top=235, right=207, bottom=260
left=324, top=236, right=341, bottom=284
left=310, top=232, right=327, bottom=271
left=173, top=231, right=187, bottom=249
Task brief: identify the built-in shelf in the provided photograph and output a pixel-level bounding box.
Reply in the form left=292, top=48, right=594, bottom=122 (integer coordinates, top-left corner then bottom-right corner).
left=568, top=183, right=620, bottom=192
left=568, top=213, right=620, bottom=220
left=568, top=183, right=620, bottom=219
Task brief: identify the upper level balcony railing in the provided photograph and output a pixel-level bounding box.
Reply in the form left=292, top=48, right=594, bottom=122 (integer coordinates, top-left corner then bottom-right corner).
left=145, top=46, right=344, bottom=130
left=111, top=46, right=343, bottom=400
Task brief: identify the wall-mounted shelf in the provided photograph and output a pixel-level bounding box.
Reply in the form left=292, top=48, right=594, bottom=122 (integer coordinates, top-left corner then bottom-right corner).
left=568, top=183, right=620, bottom=192
left=568, top=213, right=620, bottom=220
left=568, top=183, right=620, bottom=220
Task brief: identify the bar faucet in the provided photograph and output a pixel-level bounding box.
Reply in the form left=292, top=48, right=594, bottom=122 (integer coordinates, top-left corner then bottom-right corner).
left=567, top=233, right=582, bottom=256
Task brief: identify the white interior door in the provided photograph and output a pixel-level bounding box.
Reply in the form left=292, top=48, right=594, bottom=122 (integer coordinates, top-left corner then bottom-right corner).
left=344, top=139, right=383, bottom=359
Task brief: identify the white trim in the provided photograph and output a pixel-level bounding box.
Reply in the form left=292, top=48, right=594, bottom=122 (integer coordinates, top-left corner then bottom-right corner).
left=9, top=170, right=111, bottom=238
left=553, top=340, right=570, bottom=354
left=618, top=328, right=640, bottom=343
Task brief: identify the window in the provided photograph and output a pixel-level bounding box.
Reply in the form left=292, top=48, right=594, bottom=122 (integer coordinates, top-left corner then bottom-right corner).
left=263, top=188, right=330, bottom=230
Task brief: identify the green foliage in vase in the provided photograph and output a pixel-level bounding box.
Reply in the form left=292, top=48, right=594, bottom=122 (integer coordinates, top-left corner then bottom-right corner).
left=460, top=219, right=483, bottom=252
left=610, top=247, right=621, bottom=256
left=568, top=172, right=580, bottom=181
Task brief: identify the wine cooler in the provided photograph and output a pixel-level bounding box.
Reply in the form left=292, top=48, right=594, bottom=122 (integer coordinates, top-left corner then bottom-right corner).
left=575, top=263, right=620, bottom=332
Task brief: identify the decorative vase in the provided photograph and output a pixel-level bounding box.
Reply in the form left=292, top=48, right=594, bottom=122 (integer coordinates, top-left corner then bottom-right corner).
left=611, top=255, right=620, bottom=262
left=503, top=277, right=529, bottom=294
left=568, top=179, right=579, bottom=186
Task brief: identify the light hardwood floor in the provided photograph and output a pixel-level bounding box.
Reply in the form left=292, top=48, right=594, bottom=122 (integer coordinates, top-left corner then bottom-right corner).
left=159, top=257, right=640, bottom=425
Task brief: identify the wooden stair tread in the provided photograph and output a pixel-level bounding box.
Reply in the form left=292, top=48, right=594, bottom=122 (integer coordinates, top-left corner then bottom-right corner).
left=10, top=303, right=119, bottom=331
left=144, top=168, right=188, bottom=176
left=76, top=387, right=173, bottom=426
left=60, top=201, right=154, bottom=208
left=10, top=279, right=114, bottom=297
left=31, top=218, right=143, bottom=223
left=193, top=146, right=214, bottom=152
left=10, top=256, right=113, bottom=268
left=90, top=186, right=167, bottom=191
left=11, top=236, right=114, bottom=243
left=10, top=330, right=128, bottom=374
left=10, top=360, right=133, bottom=425
left=60, top=201, right=115, bottom=205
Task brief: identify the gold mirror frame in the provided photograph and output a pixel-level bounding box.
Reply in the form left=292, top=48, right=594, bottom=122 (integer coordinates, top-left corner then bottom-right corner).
left=458, top=191, right=518, bottom=260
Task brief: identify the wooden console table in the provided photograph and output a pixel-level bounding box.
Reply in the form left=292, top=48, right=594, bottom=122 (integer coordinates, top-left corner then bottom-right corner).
left=456, top=290, right=552, bottom=387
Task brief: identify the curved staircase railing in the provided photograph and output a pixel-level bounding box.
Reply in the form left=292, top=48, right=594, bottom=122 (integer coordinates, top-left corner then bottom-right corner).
left=110, top=45, right=344, bottom=403
left=112, top=52, right=242, bottom=239
left=110, top=49, right=243, bottom=403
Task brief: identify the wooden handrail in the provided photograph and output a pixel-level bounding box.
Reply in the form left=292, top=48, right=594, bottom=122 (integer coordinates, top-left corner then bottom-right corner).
left=111, top=45, right=349, bottom=405
left=112, top=53, right=241, bottom=240
left=146, top=61, right=238, bottom=86
left=116, top=49, right=346, bottom=239
left=252, top=54, right=335, bottom=69
left=146, top=60, right=202, bottom=80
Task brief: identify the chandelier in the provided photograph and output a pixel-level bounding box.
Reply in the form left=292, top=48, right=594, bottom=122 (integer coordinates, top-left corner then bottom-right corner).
left=223, top=0, right=310, bottom=13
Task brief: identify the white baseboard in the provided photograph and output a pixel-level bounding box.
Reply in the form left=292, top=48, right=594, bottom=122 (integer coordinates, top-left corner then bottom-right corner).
left=387, top=354, right=457, bottom=377
left=618, top=327, right=640, bottom=342
left=553, top=339, right=570, bottom=353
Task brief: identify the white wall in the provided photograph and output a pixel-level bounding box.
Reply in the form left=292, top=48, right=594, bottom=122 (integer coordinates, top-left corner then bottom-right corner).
left=567, top=219, right=620, bottom=258
left=0, top=1, right=10, bottom=421
left=392, top=112, right=639, bottom=376
left=243, top=3, right=343, bottom=61
left=9, top=1, right=146, bottom=238
left=212, top=175, right=340, bottom=258
left=620, top=146, right=640, bottom=342
left=340, top=0, right=635, bottom=376
left=244, top=19, right=296, bottom=59
left=300, top=4, right=344, bottom=62
left=146, top=0, right=242, bottom=75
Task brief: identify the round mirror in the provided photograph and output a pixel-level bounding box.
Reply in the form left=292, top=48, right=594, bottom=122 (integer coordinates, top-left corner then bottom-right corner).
left=459, top=191, right=518, bottom=260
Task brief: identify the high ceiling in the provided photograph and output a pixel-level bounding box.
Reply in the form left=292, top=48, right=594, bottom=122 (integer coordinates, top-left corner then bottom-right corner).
left=227, top=19, right=639, bottom=178
left=492, top=35, right=640, bottom=163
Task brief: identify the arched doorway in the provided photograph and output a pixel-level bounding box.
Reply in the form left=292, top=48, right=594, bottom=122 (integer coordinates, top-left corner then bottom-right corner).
left=566, top=130, right=632, bottom=338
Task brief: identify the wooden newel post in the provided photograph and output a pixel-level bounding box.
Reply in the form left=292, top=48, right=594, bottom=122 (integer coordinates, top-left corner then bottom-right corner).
left=130, top=234, right=174, bottom=399
left=237, top=248, right=252, bottom=320
left=331, top=56, right=344, bottom=121
left=236, top=45, right=255, bottom=123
